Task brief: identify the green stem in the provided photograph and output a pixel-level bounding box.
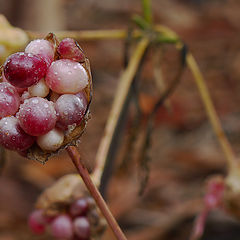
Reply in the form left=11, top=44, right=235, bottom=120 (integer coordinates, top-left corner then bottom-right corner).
left=142, top=0, right=152, bottom=25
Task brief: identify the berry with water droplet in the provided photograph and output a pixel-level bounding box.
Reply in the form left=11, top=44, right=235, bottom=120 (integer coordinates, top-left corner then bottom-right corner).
left=58, top=38, right=85, bottom=62
left=45, top=59, right=88, bottom=94
left=0, top=116, right=35, bottom=151
left=37, top=128, right=64, bottom=151
left=25, top=39, right=55, bottom=67
left=17, top=97, right=57, bottom=136
left=0, top=82, right=20, bottom=119
left=4, top=52, right=47, bottom=88
left=55, top=92, right=87, bottom=130
left=28, top=78, right=49, bottom=97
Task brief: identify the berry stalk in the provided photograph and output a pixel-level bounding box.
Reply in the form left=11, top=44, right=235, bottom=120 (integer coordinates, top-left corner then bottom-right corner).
left=67, top=146, right=127, bottom=240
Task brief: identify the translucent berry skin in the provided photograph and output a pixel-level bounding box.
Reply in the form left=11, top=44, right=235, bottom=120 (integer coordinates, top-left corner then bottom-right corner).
left=28, top=78, right=49, bottom=97
left=2, top=72, right=27, bottom=94
left=28, top=209, right=46, bottom=235
left=70, top=198, right=89, bottom=217
left=45, top=59, right=88, bottom=94
left=0, top=116, right=35, bottom=151
left=50, top=215, right=73, bottom=239
left=0, top=82, right=20, bottom=119
left=25, top=39, right=55, bottom=67
left=4, top=52, right=48, bottom=88
left=17, top=97, right=57, bottom=136
left=58, top=38, right=85, bottom=62
left=37, top=128, right=64, bottom=151
left=55, top=93, right=87, bottom=130
left=73, top=217, right=90, bottom=239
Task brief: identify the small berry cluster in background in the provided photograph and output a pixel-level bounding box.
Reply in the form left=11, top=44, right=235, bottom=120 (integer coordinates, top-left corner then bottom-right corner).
left=29, top=196, right=106, bottom=240
left=0, top=35, right=91, bottom=160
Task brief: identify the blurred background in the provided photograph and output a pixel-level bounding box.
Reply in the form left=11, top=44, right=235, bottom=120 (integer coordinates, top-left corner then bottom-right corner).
left=1, top=0, right=240, bottom=239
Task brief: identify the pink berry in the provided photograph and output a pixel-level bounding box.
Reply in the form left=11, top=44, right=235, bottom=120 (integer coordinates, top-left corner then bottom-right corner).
left=0, top=116, right=35, bottom=151
left=4, top=52, right=48, bottom=88
left=73, top=217, right=90, bottom=239
left=2, top=72, right=27, bottom=94
left=45, top=59, right=88, bottom=94
left=58, top=38, right=85, bottom=62
left=0, top=82, right=20, bottom=119
left=17, top=97, right=57, bottom=136
left=50, top=215, right=73, bottom=239
left=25, top=39, right=55, bottom=67
left=55, top=93, right=87, bottom=130
left=70, top=198, right=89, bottom=217
left=28, top=209, right=46, bottom=235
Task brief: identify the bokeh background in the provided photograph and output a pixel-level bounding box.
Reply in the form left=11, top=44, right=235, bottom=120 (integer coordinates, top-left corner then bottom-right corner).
left=1, top=0, right=240, bottom=239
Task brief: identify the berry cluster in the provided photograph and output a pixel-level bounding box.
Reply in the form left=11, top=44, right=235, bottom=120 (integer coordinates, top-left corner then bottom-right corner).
left=0, top=35, right=91, bottom=160
left=29, top=196, right=105, bottom=240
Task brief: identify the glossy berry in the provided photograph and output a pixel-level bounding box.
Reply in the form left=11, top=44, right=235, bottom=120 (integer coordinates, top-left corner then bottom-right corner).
left=37, top=128, right=64, bottom=151
left=73, top=217, right=90, bottom=239
left=58, top=38, right=85, bottom=62
left=17, top=97, right=57, bottom=136
left=45, top=59, right=88, bottom=94
left=55, top=93, right=87, bottom=130
left=0, top=116, right=35, bottom=151
left=70, top=198, right=89, bottom=217
left=25, top=39, right=55, bottom=67
left=50, top=215, right=73, bottom=239
left=4, top=52, right=48, bottom=88
left=28, top=78, right=49, bottom=97
left=2, top=72, right=27, bottom=94
left=0, top=82, right=20, bottom=119
left=28, top=209, right=46, bottom=235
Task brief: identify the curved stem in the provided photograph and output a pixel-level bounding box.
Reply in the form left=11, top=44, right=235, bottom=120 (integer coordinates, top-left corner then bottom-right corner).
left=67, top=146, right=127, bottom=240
left=93, top=38, right=150, bottom=193
left=154, top=24, right=237, bottom=172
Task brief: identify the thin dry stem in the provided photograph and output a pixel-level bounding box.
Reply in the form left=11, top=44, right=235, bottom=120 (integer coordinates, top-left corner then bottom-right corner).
left=93, top=38, right=149, bottom=186
left=186, top=53, right=237, bottom=171
left=67, top=146, right=127, bottom=240
left=27, top=29, right=142, bottom=41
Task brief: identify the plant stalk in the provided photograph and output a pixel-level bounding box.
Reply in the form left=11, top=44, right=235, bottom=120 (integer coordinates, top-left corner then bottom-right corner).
left=93, top=38, right=150, bottom=194
left=67, top=146, right=127, bottom=240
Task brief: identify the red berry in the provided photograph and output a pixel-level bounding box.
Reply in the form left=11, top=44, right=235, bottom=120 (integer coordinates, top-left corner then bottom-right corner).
left=0, top=82, right=20, bottom=119
left=2, top=72, right=27, bottom=94
left=50, top=215, right=73, bottom=239
left=45, top=59, right=88, bottom=94
left=55, top=93, right=87, bottom=130
left=4, top=52, right=48, bottom=88
left=58, top=38, right=85, bottom=62
left=28, top=209, right=46, bottom=235
left=25, top=39, right=55, bottom=67
left=17, top=97, right=57, bottom=136
left=73, top=217, right=90, bottom=239
left=70, top=198, right=89, bottom=217
left=0, top=116, right=35, bottom=151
